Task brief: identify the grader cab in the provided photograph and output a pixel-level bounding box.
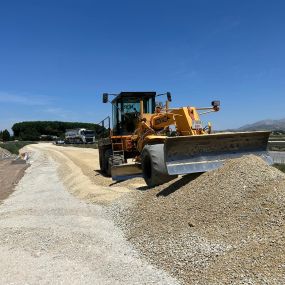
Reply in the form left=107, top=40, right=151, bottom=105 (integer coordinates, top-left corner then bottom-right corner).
left=98, top=91, right=272, bottom=187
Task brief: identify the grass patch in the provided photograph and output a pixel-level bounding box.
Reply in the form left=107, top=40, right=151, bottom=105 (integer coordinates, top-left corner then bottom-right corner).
left=273, top=164, right=285, bottom=173
left=0, top=141, right=37, bottom=155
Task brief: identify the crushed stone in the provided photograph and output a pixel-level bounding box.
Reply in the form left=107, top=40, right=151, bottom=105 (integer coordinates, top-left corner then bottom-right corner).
left=0, top=147, right=179, bottom=285
left=108, top=155, right=285, bottom=284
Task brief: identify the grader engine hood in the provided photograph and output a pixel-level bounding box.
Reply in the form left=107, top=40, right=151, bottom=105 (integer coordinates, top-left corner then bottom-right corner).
left=164, top=131, right=272, bottom=175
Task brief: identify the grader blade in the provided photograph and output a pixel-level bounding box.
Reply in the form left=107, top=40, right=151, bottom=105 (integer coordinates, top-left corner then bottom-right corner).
left=111, top=163, right=142, bottom=181
left=165, top=131, right=272, bottom=175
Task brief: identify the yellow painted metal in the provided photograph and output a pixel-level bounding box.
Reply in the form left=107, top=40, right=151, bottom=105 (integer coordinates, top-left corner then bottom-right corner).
left=127, top=104, right=210, bottom=152
left=107, top=95, right=271, bottom=181
left=140, top=98, right=144, bottom=117
left=150, top=113, right=176, bottom=130
left=170, top=107, right=206, bottom=136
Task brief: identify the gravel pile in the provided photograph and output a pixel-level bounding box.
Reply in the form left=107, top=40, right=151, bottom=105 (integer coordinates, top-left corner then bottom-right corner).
left=110, top=155, right=285, bottom=284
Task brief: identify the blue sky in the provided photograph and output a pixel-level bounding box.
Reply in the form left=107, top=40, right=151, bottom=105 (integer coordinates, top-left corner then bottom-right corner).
left=0, top=0, right=284, bottom=132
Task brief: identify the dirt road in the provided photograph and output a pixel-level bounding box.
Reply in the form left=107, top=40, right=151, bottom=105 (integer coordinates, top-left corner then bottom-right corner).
left=29, top=143, right=146, bottom=204
left=0, top=144, right=178, bottom=285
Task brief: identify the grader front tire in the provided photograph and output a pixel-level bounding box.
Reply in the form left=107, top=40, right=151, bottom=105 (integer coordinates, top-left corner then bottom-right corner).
left=141, top=144, right=177, bottom=187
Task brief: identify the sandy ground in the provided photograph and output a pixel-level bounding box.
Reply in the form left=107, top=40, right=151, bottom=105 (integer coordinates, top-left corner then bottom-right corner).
left=0, top=144, right=179, bottom=285
left=0, top=160, right=29, bottom=201
left=28, top=143, right=147, bottom=204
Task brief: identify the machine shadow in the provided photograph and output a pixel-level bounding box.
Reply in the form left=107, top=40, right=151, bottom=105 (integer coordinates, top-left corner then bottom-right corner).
left=155, top=173, right=203, bottom=197
left=94, top=169, right=109, bottom=177
left=93, top=169, right=127, bottom=186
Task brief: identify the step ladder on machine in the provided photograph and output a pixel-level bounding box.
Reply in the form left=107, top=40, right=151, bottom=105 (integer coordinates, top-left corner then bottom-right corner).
left=112, top=142, right=125, bottom=166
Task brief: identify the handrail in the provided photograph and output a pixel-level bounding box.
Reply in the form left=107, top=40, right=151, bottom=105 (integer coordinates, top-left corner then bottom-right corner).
left=96, top=116, right=111, bottom=138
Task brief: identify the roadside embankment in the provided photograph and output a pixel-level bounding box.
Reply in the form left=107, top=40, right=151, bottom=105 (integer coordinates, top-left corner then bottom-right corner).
left=0, top=148, right=29, bottom=202
left=0, top=141, right=36, bottom=155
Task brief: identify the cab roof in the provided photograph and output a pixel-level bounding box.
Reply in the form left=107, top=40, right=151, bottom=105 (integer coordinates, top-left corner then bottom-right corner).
left=111, top=92, right=156, bottom=103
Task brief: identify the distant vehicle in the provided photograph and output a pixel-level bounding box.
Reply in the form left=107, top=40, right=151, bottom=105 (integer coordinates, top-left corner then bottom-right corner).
left=65, top=128, right=96, bottom=144
left=40, top=134, right=58, bottom=141
left=54, top=140, right=65, bottom=145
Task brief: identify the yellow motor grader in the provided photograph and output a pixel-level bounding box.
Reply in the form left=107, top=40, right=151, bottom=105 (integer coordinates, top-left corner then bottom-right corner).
left=97, top=92, right=272, bottom=187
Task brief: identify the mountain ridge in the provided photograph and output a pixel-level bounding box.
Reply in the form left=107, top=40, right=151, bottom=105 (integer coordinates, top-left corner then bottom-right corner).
left=237, top=118, right=285, bottom=131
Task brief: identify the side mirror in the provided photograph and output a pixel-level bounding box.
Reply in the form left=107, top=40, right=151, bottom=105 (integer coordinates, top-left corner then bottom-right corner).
left=103, top=93, right=108, bottom=103
left=211, top=100, right=220, bottom=107
left=166, top=92, right=172, bottom=102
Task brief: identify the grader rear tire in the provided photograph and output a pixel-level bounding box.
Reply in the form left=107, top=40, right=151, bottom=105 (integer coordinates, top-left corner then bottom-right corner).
left=99, top=148, right=104, bottom=172
left=104, top=149, right=113, bottom=177
left=141, top=144, right=177, bottom=187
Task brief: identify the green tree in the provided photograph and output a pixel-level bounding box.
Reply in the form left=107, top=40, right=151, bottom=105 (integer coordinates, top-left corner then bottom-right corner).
left=19, top=127, right=40, bottom=141
left=12, top=121, right=105, bottom=140
left=2, top=129, right=11, bottom=142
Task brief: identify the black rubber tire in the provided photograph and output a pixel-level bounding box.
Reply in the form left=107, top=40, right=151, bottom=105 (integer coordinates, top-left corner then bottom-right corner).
left=141, top=144, right=177, bottom=188
left=99, top=148, right=104, bottom=172
left=104, top=149, right=113, bottom=177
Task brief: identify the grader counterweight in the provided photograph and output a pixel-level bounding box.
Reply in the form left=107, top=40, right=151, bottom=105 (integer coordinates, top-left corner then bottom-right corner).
left=97, top=92, right=272, bottom=187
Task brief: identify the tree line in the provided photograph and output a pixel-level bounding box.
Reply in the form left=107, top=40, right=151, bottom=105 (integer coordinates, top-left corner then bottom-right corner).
left=0, top=129, right=11, bottom=141
left=10, top=121, right=105, bottom=141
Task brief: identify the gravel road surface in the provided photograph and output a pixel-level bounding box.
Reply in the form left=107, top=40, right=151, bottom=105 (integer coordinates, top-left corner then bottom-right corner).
left=28, top=143, right=146, bottom=204
left=0, top=145, right=179, bottom=285
left=2, top=143, right=283, bottom=284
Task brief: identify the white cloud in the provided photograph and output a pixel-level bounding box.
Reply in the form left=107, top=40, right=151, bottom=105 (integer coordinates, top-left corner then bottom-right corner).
left=0, top=91, right=82, bottom=128
left=43, top=107, right=76, bottom=120
left=0, top=92, right=52, bottom=106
